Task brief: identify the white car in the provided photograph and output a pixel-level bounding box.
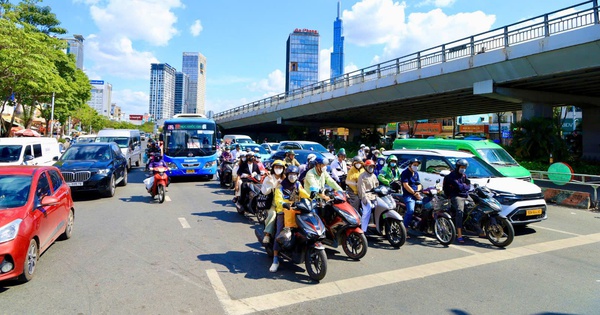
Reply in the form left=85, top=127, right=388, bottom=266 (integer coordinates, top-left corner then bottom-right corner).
left=383, top=149, right=547, bottom=225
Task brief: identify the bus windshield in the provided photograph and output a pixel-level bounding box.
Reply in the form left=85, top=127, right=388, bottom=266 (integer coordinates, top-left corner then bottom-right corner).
left=476, top=148, right=519, bottom=166
left=165, top=127, right=216, bottom=157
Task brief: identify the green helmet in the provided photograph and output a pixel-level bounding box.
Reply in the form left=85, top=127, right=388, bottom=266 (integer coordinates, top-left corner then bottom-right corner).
left=387, top=155, right=398, bottom=162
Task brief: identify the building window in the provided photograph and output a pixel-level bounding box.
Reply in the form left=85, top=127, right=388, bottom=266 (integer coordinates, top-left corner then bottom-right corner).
left=290, top=62, right=298, bottom=72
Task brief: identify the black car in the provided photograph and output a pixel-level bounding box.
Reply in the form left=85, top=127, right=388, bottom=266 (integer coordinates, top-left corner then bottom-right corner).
left=264, top=149, right=326, bottom=169
left=54, top=142, right=128, bottom=197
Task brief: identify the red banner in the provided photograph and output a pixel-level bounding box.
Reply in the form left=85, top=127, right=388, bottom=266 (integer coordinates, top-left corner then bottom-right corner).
left=459, top=124, right=489, bottom=133
left=129, top=115, right=143, bottom=121
left=414, top=123, right=442, bottom=136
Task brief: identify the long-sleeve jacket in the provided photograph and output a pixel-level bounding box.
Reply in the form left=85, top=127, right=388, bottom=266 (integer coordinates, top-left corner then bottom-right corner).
left=358, top=172, right=379, bottom=204
left=261, top=174, right=282, bottom=196
left=274, top=180, right=310, bottom=213
left=303, top=168, right=342, bottom=192
left=237, top=162, right=260, bottom=177
left=443, top=170, right=470, bottom=198
left=284, top=157, right=300, bottom=167
left=378, top=165, right=400, bottom=186
left=346, top=166, right=363, bottom=194
left=330, top=159, right=348, bottom=182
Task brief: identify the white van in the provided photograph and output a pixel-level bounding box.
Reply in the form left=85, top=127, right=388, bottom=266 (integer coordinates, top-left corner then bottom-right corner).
left=96, top=129, right=142, bottom=169
left=223, top=134, right=254, bottom=144
left=0, top=137, right=61, bottom=166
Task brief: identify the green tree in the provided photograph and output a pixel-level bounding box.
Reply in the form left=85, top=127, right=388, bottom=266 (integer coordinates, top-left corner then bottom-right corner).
left=509, top=117, right=568, bottom=162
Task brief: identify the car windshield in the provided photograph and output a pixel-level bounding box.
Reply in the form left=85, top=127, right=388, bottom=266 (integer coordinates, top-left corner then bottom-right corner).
left=96, top=137, right=128, bottom=148
left=476, top=148, right=519, bottom=166
left=0, top=175, right=31, bottom=209
left=61, top=145, right=111, bottom=161
left=76, top=137, right=96, bottom=144
left=446, top=156, right=503, bottom=178
left=0, top=145, right=23, bottom=163
left=235, top=138, right=253, bottom=144
left=301, top=143, right=327, bottom=152
left=241, top=145, right=268, bottom=155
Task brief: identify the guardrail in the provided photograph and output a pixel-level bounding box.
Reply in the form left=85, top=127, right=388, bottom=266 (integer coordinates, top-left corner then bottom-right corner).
left=530, top=170, right=600, bottom=208
left=214, top=0, right=600, bottom=121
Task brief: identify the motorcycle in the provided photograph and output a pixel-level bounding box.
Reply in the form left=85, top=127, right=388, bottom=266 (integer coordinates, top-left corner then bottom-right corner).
left=394, top=182, right=456, bottom=245
left=317, top=190, right=368, bottom=260
left=254, top=198, right=328, bottom=281
left=360, top=185, right=407, bottom=248
left=219, top=159, right=235, bottom=188
left=147, top=166, right=169, bottom=203
left=235, top=173, right=268, bottom=224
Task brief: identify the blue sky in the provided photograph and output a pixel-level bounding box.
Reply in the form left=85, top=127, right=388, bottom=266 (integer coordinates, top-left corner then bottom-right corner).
left=42, top=0, right=581, bottom=116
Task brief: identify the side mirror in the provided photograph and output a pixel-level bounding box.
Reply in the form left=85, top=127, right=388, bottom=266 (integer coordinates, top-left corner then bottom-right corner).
left=53, top=156, right=59, bottom=161
left=435, top=179, right=441, bottom=183
left=41, top=195, right=59, bottom=206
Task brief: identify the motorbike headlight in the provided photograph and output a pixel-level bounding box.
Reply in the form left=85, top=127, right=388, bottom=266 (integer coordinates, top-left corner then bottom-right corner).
left=97, top=168, right=111, bottom=175
left=338, top=208, right=358, bottom=225
left=204, top=161, right=216, bottom=168
left=167, top=162, right=178, bottom=170
left=0, top=219, right=22, bottom=244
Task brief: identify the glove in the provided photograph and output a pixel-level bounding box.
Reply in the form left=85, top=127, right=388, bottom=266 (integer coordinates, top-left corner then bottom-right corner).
left=465, top=178, right=471, bottom=185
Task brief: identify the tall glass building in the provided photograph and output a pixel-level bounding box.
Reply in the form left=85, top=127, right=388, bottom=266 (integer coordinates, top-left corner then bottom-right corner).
left=286, top=29, right=320, bottom=93
left=174, top=72, right=189, bottom=115
left=64, top=34, right=85, bottom=70
left=149, top=63, right=176, bottom=121
left=330, top=1, right=344, bottom=79
left=182, top=52, right=207, bottom=115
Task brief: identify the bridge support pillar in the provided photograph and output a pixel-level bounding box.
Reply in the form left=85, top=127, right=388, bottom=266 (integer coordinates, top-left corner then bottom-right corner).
left=522, top=102, right=553, bottom=120
left=582, top=106, right=600, bottom=160
left=348, top=128, right=362, bottom=143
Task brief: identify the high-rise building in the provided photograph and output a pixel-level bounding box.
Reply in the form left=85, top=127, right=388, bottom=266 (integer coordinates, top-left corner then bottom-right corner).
left=330, top=1, right=345, bottom=79
left=64, top=35, right=84, bottom=70
left=149, top=63, right=176, bottom=121
left=174, top=72, right=189, bottom=115
left=181, top=52, right=207, bottom=115
left=88, top=80, right=111, bottom=117
left=286, top=28, right=320, bottom=93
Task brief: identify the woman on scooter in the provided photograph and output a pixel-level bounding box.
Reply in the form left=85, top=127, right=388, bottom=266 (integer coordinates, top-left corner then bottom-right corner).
left=270, top=165, right=311, bottom=272
left=261, top=160, right=286, bottom=244
left=346, top=156, right=364, bottom=211
left=232, top=152, right=246, bottom=204
left=358, top=160, right=379, bottom=233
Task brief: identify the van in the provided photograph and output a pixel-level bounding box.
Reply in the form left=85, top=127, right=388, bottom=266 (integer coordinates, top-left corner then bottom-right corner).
left=0, top=137, right=61, bottom=166
left=96, top=129, right=142, bottom=169
left=392, top=138, right=532, bottom=181
left=223, top=135, right=255, bottom=144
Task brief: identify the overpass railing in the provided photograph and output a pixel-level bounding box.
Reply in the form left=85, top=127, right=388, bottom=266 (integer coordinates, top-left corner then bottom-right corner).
left=214, top=0, right=600, bottom=121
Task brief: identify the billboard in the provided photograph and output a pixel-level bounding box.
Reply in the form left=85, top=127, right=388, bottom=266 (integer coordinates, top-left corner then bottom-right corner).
left=90, top=80, right=105, bottom=85
left=129, top=114, right=143, bottom=121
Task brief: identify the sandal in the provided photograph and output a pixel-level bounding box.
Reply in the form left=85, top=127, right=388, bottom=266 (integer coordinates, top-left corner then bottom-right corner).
left=457, top=237, right=464, bottom=243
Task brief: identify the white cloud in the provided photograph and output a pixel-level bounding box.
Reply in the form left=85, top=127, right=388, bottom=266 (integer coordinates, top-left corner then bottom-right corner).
left=319, top=47, right=333, bottom=81
left=343, top=0, right=496, bottom=61
left=247, top=69, right=285, bottom=97
left=86, top=35, right=159, bottom=80
left=112, top=89, right=150, bottom=115
left=190, top=19, right=203, bottom=37
left=345, top=63, right=359, bottom=74
left=206, top=98, right=250, bottom=113
left=416, top=0, right=456, bottom=8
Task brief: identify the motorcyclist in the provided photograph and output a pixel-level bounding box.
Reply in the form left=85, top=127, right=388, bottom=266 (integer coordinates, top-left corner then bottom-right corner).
left=378, top=155, right=402, bottom=192
left=284, top=150, right=300, bottom=167
left=298, top=153, right=317, bottom=182
left=374, top=152, right=386, bottom=177
left=303, top=156, right=343, bottom=203
left=236, top=152, right=261, bottom=209
left=145, top=141, right=161, bottom=171
left=231, top=144, right=242, bottom=160
left=253, top=147, right=266, bottom=173
left=357, top=144, right=367, bottom=160
left=330, top=149, right=348, bottom=190
left=401, top=158, right=423, bottom=230
left=220, top=146, right=233, bottom=162
left=345, top=156, right=364, bottom=211
left=261, top=160, right=286, bottom=244
left=270, top=165, right=310, bottom=272
left=443, top=158, right=479, bottom=243
left=358, top=160, right=379, bottom=233
left=146, top=153, right=169, bottom=192
left=232, top=152, right=246, bottom=204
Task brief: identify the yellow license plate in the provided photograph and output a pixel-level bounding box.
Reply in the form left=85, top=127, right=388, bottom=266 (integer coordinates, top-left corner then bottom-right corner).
left=526, top=209, right=543, bottom=216
left=186, top=169, right=195, bottom=174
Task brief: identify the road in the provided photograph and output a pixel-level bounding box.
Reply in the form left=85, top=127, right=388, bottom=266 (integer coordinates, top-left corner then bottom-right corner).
left=1, top=166, right=599, bottom=315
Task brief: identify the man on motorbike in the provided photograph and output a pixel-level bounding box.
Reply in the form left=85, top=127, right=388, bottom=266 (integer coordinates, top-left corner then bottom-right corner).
left=378, top=155, right=402, bottom=192
left=346, top=156, right=364, bottom=211
left=401, top=158, right=423, bottom=230
left=231, top=144, right=242, bottom=160
left=358, top=160, right=379, bottom=233
left=330, top=149, right=348, bottom=190
left=443, top=158, right=479, bottom=243
left=374, top=152, right=386, bottom=177
left=145, top=142, right=161, bottom=171
left=146, top=153, right=169, bottom=192
left=304, top=156, right=343, bottom=203
left=236, top=152, right=262, bottom=209
left=232, top=152, right=246, bottom=204
left=261, top=160, right=286, bottom=244
left=357, top=144, right=367, bottom=160
left=284, top=150, right=300, bottom=167
left=270, top=165, right=311, bottom=272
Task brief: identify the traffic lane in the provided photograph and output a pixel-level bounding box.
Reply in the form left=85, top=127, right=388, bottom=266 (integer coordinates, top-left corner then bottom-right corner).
left=526, top=205, right=600, bottom=236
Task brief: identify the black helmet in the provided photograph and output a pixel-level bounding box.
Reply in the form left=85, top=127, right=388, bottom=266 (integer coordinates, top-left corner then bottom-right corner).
left=456, top=158, right=469, bottom=168
left=408, top=158, right=421, bottom=165
left=285, top=165, right=299, bottom=175
left=352, top=156, right=363, bottom=163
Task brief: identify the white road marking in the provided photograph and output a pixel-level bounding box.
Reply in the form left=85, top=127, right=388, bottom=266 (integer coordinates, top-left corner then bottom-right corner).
left=207, top=233, right=600, bottom=315
left=166, top=270, right=211, bottom=292
left=165, top=196, right=172, bottom=202
left=178, top=217, right=191, bottom=229
left=447, top=243, right=480, bottom=255
left=529, top=224, right=581, bottom=236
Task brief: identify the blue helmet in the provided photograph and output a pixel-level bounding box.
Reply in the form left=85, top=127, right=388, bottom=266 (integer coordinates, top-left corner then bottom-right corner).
left=314, top=156, right=326, bottom=165
left=285, top=165, right=299, bottom=175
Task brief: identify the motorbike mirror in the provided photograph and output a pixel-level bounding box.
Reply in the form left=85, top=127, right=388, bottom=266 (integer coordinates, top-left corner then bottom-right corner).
left=473, top=183, right=480, bottom=188
left=439, top=170, right=450, bottom=177
left=435, top=179, right=441, bottom=183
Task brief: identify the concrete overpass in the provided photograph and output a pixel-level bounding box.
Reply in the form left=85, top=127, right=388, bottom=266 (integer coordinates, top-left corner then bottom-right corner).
left=215, top=1, right=600, bottom=158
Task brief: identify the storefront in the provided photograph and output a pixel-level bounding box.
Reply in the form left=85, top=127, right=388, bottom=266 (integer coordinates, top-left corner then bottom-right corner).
left=413, top=122, right=442, bottom=138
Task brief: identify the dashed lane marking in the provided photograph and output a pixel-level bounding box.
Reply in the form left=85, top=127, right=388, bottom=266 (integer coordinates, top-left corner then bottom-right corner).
left=178, top=217, right=191, bottom=229
left=207, top=232, right=600, bottom=315
left=165, top=196, right=172, bottom=202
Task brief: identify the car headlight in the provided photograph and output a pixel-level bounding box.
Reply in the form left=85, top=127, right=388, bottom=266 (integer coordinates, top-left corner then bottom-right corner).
left=97, top=168, right=111, bottom=175
left=167, top=162, right=178, bottom=170
left=493, top=192, right=518, bottom=205
left=0, top=219, right=22, bottom=244
left=204, top=161, right=216, bottom=168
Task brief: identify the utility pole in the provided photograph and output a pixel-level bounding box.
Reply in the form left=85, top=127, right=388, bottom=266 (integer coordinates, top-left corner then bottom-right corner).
left=49, top=92, right=55, bottom=137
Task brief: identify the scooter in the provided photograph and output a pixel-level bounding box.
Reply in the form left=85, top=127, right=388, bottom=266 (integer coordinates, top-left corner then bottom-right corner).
left=148, top=166, right=169, bottom=203
left=255, top=198, right=328, bottom=281
left=219, top=159, right=235, bottom=188
left=317, top=190, right=367, bottom=260
left=361, top=185, right=407, bottom=248
left=235, top=173, right=268, bottom=223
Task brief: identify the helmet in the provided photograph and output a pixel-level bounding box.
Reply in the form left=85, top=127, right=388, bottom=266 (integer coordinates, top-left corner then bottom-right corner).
left=364, top=160, right=375, bottom=166
left=314, top=156, right=327, bottom=165
left=337, top=148, right=346, bottom=156
left=360, top=144, right=366, bottom=148
left=306, top=153, right=317, bottom=163
left=254, top=147, right=260, bottom=152
left=379, top=147, right=385, bottom=152
left=224, top=146, right=230, bottom=151
left=408, top=158, right=421, bottom=165
left=239, top=152, right=247, bottom=158
left=373, top=150, right=380, bottom=156
left=364, top=146, right=370, bottom=151
left=285, top=165, right=300, bottom=175
left=286, top=149, right=296, bottom=155
left=352, top=156, right=363, bottom=163
left=387, top=155, right=398, bottom=162
left=245, top=148, right=251, bottom=152
left=456, top=158, right=469, bottom=168
left=246, top=151, right=254, bottom=157
left=271, top=160, right=285, bottom=169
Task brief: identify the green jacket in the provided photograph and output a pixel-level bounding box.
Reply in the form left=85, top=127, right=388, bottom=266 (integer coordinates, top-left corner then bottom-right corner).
left=303, top=168, right=342, bottom=192
left=378, top=165, right=400, bottom=186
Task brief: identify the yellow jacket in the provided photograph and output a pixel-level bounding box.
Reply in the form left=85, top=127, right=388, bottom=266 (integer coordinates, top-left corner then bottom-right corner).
left=346, top=166, right=364, bottom=194
left=274, top=181, right=310, bottom=213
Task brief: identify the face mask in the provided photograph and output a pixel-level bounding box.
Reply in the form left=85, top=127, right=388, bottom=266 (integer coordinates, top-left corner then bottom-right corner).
left=390, top=162, right=397, bottom=167
left=288, top=174, right=298, bottom=183
left=274, top=168, right=283, bottom=175
left=378, top=160, right=385, bottom=165
left=241, top=157, right=246, bottom=162
left=411, top=165, right=419, bottom=172
left=321, top=166, right=328, bottom=173
left=458, top=168, right=466, bottom=174
left=354, top=163, right=362, bottom=169
left=366, top=166, right=375, bottom=173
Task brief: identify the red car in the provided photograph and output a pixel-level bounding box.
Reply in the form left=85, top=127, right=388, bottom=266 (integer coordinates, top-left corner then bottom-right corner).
left=0, top=166, right=74, bottom=282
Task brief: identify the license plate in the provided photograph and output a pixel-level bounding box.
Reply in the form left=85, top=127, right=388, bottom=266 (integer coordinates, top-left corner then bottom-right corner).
left=186, top=169, right=195, bottom=174
left=67, top=182, right=83, bottom=187
left=526, top=209, right=543, bottom=216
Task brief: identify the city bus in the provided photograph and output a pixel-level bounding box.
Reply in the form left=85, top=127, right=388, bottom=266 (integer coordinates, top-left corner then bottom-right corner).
left=161, top=114, right=218, bottom=179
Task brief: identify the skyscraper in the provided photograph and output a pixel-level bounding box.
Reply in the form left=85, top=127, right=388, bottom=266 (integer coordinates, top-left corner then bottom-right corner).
left=330, top=1, right=345, bottom=79
left=182, top=52, right=207, bottom=115
left=88, top=80, right=111, bottom=117
left=149, top=63, right=176, bottom=121
left=286, top=28, right=320, bottom=93
left=174, top=72, right=189, bottom=115
left=64, top=34, right=84, bottom=70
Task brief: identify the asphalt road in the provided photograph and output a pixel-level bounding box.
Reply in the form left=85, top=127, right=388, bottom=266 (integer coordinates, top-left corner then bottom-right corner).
left=1, top=166, right=599, bottom=315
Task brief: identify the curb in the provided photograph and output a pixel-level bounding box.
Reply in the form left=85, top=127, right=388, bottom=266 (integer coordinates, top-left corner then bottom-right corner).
left=541, top=188, right=591, bottom=209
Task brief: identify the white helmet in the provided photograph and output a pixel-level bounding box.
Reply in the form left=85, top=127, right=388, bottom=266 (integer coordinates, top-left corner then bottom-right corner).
left=306, top=153, right=317, bottom=163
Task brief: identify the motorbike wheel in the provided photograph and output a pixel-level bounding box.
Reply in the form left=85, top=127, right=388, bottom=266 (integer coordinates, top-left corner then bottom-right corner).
left=485, top=217, right=514, bottom=248
left=305, top=247, right=327, bottom=281
left=256, top=208, right=268, bottom=224
left=434, top=217, right=456, bottom=246
left=385, top=218, right=407, bottom=248
left=157, top=184, right=165, bottom=204
left=341, top=231, right=368, bottom=260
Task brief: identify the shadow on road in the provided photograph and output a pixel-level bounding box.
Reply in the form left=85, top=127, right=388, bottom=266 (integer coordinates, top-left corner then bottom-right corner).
left=514, top=225, right=537, bottom=236
left=191, top=210, right=254, bottom=224
left=119, top=195, right=152, bottom=203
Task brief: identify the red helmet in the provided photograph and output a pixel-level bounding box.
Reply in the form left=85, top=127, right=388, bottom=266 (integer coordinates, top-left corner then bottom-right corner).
left=364, top=160, right=375, bottom=166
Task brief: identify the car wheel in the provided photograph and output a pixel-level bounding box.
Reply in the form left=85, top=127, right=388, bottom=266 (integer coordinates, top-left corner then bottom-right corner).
left=59, top=208, right=74, bottom=240
left=18, top=239, right=38, bottom=282
left=103, top=175, right=116, bottom=197
left=118, top=168, right=128, bottom=186
left=135, top=155, right=141, bottom=167
left=127, top=159, right=131, bottom=170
